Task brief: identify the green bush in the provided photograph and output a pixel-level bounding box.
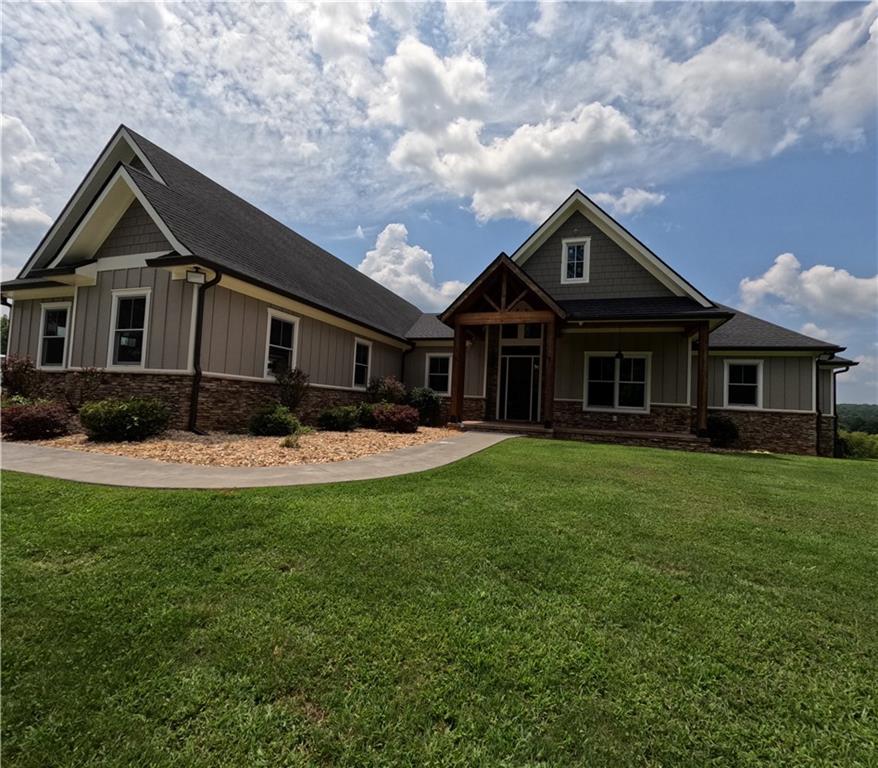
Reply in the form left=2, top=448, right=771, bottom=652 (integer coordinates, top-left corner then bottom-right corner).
left=707, top=413, right=739, bottom=448
left=356, top=401, right=376, bottom=428
left=318, top=405, right=359, bottom=432
left=407, top=386, right=443, bottom=426
left=1, top=400, right=69, bottom=440
left=837, top=429, right=878, bottom=460
left=249, top=405, right=300, bottom=436
left=366, top=376, right=407, bottom=404
left=373, top=403, right=419, bottom=433
left=79, top=398, right=170, bottom=442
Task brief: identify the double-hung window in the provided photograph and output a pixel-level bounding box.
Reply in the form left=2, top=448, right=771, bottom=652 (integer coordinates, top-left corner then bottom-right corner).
left=561, top=237, right=590, bottom=284
left=353, top=339, right=371, bottom=389
left=39, top=302, right=71, bottom=368
left=266, top=312, right=297, bottom=375
left=725, top=361, right=762, bottom=408
left=110, top=291, right=149, bottom=367
left=426, top=354, right=451, bottom=394
left=585, top=353, right=649, bottom=411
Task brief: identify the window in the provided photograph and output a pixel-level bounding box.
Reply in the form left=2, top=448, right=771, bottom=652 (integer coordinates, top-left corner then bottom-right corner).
left=426, top=354, right=451, bottom=394
left=501, top=324, right=518, bottom=339
left=353, top=339, right=371, bottom=389
left=586, top=356, right=616, bottom=408
left=266, top=313, right=296, bottom=375
left=561, top=237, right=590, bottom=283
left=618, top=357, right=647, bottom=409
left=39, top=303, right=70, bottom=368
left=585, top=353, right=650, bottom=411
left=110, top=292, right=148, bottom=366
left=726, top=361, right=761, bottom=408
left=523, top=323, right=542, bottom=339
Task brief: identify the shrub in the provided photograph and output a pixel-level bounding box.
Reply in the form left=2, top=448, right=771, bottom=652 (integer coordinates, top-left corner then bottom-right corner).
left=407, top=386, right=443, bottom=426
left=249, top=405, right=300, bottom=436
left=837, top=429, right=878, bottom=460
left=356, top=401, right=376, bottom=428
left=373, top=403, right=419, bottom=433
left=63, top=367, right=105, bottom=412
left=1, top=355, right=43, bottom=399
left=366, top=376, right=406, bottom=404
left=273, top=367, right=310, bottom=411
left=318, top=405, right=359, bottom=432
left=0, top=400, right=69, bottom=440
left=707, top=413, right=738, bottom=448
left=79, top=397, right=170, bottom=442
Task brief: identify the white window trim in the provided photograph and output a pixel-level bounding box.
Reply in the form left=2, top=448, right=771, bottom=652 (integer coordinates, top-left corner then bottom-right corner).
left=723, top=359, right=764, bottom=410
left=352, top=337, right=372, bottom=390
left=425, top=353, right=452, bottom=395
left=582, top=351, right=652, bottom=413
left=106, top=288, right=151, bottom=370
left=560, top=237, right=591, bottom=285
left=37, top=301, right=72, bottom=370
left=263, top=308, right=300, bottom=379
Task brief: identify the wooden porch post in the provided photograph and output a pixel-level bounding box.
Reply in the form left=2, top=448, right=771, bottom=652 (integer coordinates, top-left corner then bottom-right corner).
left=696, top=321, right=709, bottom=435
left=450, top=320, right=466, bottom=423
left=542, top=318, right=556, bottom=427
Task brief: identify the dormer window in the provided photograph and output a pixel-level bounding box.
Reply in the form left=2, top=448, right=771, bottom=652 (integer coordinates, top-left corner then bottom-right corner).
left=561, top=237, right=590, bottom=284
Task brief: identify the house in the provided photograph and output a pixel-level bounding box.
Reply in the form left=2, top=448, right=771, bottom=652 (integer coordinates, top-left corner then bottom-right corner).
left=1, top=126, right=857, bottom=456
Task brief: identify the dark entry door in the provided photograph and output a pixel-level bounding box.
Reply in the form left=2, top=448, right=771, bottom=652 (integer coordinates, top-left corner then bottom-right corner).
left=503, top=356, right=539, bottom=421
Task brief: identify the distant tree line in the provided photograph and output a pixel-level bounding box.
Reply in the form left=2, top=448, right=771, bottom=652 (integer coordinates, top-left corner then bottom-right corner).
left=838, top=403, right=878, bottom=435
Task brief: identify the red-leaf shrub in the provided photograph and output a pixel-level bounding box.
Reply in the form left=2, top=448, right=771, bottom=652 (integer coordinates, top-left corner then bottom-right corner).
left=1, top=401, right=69, bottom=440
left=373, top=403, right=419, bottom=433
left=0, top=355, right=43, bottom=399
left=366, top=376, right=407, bottom=404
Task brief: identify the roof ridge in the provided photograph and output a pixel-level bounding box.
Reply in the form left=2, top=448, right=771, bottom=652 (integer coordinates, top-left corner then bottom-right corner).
left=123, top=127, right=423, bottom=319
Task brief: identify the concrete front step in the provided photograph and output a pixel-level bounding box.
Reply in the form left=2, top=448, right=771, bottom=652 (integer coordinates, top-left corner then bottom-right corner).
left=460, top=420, right=554, bottom=437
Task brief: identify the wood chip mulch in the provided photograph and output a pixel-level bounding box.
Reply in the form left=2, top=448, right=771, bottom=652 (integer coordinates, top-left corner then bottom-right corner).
left=26, top=428, right=460, bottom=468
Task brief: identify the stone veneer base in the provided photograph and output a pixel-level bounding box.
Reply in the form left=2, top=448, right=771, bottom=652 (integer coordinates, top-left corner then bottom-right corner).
left=32, top=372, right=833, bottom=456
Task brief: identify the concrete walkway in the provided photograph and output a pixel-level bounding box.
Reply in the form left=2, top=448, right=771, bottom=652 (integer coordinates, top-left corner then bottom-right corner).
left=0, top=432, right=515, bottom=489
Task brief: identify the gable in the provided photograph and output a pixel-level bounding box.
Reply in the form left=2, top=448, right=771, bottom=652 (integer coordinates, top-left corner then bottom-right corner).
left=512, top=191, right=711, bottom=306
left=520, top=210, right=674, bottom=301
left=94, top=199, right=170, bottom=259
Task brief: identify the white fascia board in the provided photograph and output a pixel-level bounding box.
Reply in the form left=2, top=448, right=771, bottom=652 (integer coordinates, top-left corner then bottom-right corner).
left=511, top=191, right=711, bottom=307
left=19, top=128, right=165, bottom=278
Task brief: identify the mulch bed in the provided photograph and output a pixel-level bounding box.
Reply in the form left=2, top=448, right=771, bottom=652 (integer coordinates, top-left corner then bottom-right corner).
left=26, top=428, right=460, bottom=468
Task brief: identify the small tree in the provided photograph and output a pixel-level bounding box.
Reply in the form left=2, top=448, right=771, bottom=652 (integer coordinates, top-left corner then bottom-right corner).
left=273, top=367, right=310, bottom=412
left=0, top=355, right=43, bottom=399
left=63, top=367, right=106, bottom=413
left=366, top=375, right=406, bottom=404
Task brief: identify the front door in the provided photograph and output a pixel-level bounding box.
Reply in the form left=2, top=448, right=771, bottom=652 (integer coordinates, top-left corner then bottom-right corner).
left=500, top=354, right=540, bottom=421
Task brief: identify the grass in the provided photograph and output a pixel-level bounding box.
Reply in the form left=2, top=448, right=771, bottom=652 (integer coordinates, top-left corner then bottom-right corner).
left=2, top=439, right=876, bottom=767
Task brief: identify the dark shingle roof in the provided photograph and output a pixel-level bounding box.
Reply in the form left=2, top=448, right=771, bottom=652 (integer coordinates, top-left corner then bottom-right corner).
left=709, top=306, right=843, bottom=351
left=124, top=128, right=422, bottom=340
left=560, top=296, right=730, bottom=321
left=406, top=313, right=453, bottom=339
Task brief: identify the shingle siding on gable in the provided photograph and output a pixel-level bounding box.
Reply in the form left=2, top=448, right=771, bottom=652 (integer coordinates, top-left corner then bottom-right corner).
left=94, top=199, right=170, bottom=259
left=520, top=211, right=673, bottom=301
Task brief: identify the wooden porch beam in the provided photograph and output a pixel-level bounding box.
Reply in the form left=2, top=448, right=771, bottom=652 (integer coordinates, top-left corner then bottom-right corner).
left=696, top=321, right=709, bottom=435
left=450, top=320, right=466, bottom=422
left=456, top=310, right=557, bottom=326
left=507, top=288, right=529, bottom=311
left=542, top=317, right=557, bottom=427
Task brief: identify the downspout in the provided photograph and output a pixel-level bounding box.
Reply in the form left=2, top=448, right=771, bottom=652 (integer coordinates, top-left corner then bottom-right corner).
left=400, top=343, right=414, bottom=385
left=188, top=269, right=222, bottom=433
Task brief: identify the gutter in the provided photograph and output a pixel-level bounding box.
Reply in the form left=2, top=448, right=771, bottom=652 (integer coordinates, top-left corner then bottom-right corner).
left=188, top=268, right=223, bottom=433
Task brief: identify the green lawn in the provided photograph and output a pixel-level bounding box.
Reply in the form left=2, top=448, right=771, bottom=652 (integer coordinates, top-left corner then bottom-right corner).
left=2, top=440, right=876, bottom=767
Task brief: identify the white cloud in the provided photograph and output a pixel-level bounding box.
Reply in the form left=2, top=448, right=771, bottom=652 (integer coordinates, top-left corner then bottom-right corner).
left=358, top=223, right=466, bottom=310
left=591, top=187, right=666, bottom=216
left=369, top=36, right=487, bottom=133
left=800, top=322, right=830, bottom=341
left=739, top=253, right=878, bottom=318
left=1, top=206, right=53, bottom=228
left=308, top=2, right=373, bottom=62
left=531, top=0, right=560, bottom=38
left=390, top=103, right=638, bottom=222
left=443, top=0, right=501, bottom=51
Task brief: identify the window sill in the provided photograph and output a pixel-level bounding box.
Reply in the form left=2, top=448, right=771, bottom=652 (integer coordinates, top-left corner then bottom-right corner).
left=723, top=404, right=763, bottom=411
left=560, top=278, right=589, bottom=285
left=582, top=405, right=650, bottom=414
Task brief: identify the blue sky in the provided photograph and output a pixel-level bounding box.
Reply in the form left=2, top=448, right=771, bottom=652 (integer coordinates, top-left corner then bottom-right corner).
left=1, top=1, right=876, bottom=401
